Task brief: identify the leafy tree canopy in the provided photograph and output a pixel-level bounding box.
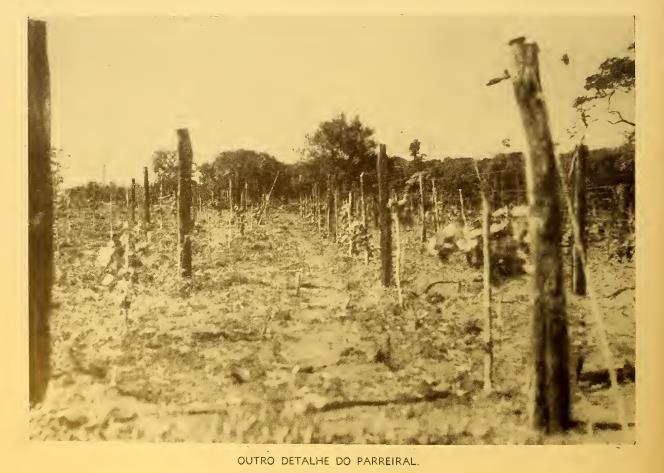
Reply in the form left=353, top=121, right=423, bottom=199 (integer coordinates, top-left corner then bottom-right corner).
left=303, top=113, right=378, bottom=182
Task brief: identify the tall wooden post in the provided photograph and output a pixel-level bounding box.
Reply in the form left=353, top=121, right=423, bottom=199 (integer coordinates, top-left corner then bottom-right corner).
left=130, top=178, right=136, bottom=223
left=359, top=172, right=367, bottom=228
left=159, top=176, right=164, bottom=229
left=28, top=19, right=52, bottom=405
left=475, top=163, right=493, bottom=393
left=177, top=129, right=193, bottom=277
left=377, top=144, right=393, bottom=287
left=510, top=37, right=570, bottom=432
left=458, top=188, right=467, bottom=226
left=432, top=178, right=440, bottom=232
left=418, top=173, right=426, bottom=242
left=143, top=166, right=150, bottom=224
left=573, top=144, right=587, bottom=295
left=326, top=175, right=333, bottom=239
left=333, top=184, right=339, bottom=242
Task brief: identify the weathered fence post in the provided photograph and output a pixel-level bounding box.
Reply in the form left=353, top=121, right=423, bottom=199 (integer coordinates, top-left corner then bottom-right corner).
left=474, top=162, right=493, bottom=393
left=333, top=183, right=339, bottom=242
left=360, top=172, right=369, bottom=264
left=159, top=177, right=164, bottom=229
left=431, top=178, right=440, bottom=232
left=177, top=128, right=193, bottom=277
left=377, top=144, right=393, bottom=287
left=111, top=193, right=117, bottom=238
left=458, top=188, right=467, bottom=227
left=28, top=19, right=52, bottom=405
left=143, top=167, right=150, bottom=224
left=391, top=197, right=404, bottom=307
left=326, top=175, right=332, bottom=238
left=418, top=173, right=426, bottom=242
left=227, top=177, right=233, bottom=248
left=360, top=172, right=367, bottom=228
left=573, top=144, right=587, bottom=295
left=130, top=178, right=136, bottom=224
left=510, top=37, right=570, bottom=432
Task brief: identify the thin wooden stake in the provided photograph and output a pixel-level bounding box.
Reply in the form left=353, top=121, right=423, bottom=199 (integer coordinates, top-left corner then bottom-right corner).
left=553, top=151, right=628, bottom=433
left=458, top=188, right=467, bottom=227
left=432, top=178, right=440, bottom=232
left=177, top=128, right=193, bottom=278
left=573, top=144, right=588, bottom=295
left=227, top=177, right=233, bottom=249
left=143, top=167, right=150, bottom=224
left=130, top=178, right=136, bottom=224
left=377, top=144, right=393, bottom=287
left=474, top=162, right=493, bottom=393
left=392, top=202, right=404, bottom=307
left=419, top=173, right=426, bottom=242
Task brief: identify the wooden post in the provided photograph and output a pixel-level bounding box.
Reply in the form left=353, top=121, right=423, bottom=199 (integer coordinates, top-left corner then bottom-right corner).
left=143, top=167, right=151, bottom=224
left=109, top=197, right=114, bottom=240
left=315, top=183, right=321, bottom=233
left=573, top=144, right=587, bottom=295
left=510, top=37, right=570, bottom=432
left=326, top=175, right=332, bottom=238
left=377, top=144, right=393, bottom=287
left=360, top=172, right=369, bottom=264
left=392, top=201, right=404, bottom=307
left=177, top=129, right=193, bottom=277
left=360, top=172, right=367, bottom=228
left=418, top=173, right=426, bottom=242
left=333, top=184, right=339, bottom=243
left=458, top=188, right=467, bottom=227
left=431, top=178, right=440, bottom=233
left=228, top=177, right=233, bottom=248
left=347, top=191, right=353, bottom=256
left=130, top=178, right=136, bottom=223
left=474, top=163, right=493, bottom=393
left=159, top=177, right=164, bottom=229
left=28, top=19, right=52, bottom=405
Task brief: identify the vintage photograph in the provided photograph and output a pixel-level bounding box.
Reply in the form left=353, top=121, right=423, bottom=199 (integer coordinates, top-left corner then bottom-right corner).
left=28, top=16, right=635, bottom=444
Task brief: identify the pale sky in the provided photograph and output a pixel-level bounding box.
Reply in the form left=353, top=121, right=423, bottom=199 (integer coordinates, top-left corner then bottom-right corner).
left=46, top=16, right=635, bottom=187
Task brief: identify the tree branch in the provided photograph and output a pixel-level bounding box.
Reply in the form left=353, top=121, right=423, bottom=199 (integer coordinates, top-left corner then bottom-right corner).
left=608, top=110, right=636, bottom=127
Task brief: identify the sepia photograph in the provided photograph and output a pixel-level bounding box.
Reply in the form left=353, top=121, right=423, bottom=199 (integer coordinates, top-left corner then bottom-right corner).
left=27, top=15, right=636, bottom=445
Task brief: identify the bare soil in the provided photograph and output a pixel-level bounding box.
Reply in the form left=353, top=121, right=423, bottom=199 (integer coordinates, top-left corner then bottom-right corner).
left=30, top=205, right=635, bottom=444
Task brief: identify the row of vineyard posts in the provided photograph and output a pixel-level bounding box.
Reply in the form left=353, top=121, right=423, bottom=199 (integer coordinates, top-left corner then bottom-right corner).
left=28, top=18, right=627, bottom=436
left=291, top=39, right=626, bottom=434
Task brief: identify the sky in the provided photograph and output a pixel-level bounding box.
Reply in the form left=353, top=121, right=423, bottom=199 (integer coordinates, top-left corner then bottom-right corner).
left=46, top=16, right=635, bottom=187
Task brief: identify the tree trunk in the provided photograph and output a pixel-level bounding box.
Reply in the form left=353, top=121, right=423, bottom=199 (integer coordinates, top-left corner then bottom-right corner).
left=510, top=37, right=570, bottom=432
left=177, top=129, right=193, bottom=277
left=28, top=19, right=52, bottom=405
left=573, top=144, right=587, bottom=295
left=377, top=144, right=393, bottom=287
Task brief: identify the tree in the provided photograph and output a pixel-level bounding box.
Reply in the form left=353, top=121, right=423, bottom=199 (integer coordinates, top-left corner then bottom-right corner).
left=151, top=150, right=178, bottom=196
left=572, top=43, right=635, bottom=129
left=206, top=149, right=286, bottom=204
left=303, top=113, right=378, bottom=183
